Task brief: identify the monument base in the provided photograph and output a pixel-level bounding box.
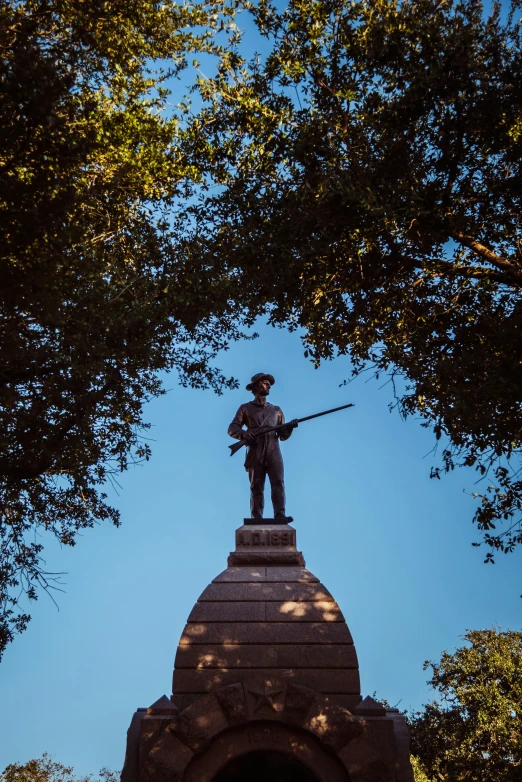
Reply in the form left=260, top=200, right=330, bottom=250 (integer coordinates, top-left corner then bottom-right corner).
left=121, top=519, right=414, bottom=782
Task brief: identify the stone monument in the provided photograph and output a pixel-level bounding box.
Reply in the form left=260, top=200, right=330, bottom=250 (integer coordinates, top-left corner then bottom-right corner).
left=121, top=518, right=415, bottom=781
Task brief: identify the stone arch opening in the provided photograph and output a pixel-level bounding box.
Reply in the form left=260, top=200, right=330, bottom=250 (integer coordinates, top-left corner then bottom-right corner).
left=212, top=750, right=320, bottom=782
left=182, top=721, right=350, bottom=782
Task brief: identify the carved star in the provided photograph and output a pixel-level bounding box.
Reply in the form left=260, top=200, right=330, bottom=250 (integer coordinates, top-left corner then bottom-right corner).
left=247, top=682, right=284, bottom=713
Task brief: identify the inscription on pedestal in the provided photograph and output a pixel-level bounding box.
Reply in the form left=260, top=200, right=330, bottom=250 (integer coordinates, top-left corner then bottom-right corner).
left=247, top=727, right=282, bottom=744
left=236, top=530, right=295, bottom=547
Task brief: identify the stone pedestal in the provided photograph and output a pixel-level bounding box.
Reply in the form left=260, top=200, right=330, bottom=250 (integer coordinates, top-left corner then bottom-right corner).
left=229, top=520, right=303, bottom=566
left=122, top=522, right=414, bottom=782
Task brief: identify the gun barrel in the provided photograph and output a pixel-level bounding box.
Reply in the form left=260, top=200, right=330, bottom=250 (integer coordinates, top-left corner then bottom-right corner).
left=297, top=403, right=354, bottom=424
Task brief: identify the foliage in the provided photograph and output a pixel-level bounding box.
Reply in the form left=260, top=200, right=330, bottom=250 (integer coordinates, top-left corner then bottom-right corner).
left=1, top=754, right=117, bottom=782
left=410, top=628, right=522, bottom=781
left=0, top=0, right=245, bottom=658
left=410, top=756, right=433, bottom=782
left=179, top=0, right=522, bottom=558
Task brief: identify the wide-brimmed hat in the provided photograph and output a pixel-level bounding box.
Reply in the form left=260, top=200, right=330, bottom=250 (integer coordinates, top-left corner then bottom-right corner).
left=246, top=372, right=275, bottom=391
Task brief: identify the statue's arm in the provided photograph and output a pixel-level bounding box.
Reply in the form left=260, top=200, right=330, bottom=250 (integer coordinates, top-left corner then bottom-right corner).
left=277, top=408, right=298, bottom=441
left=228, top=405, right=246, bottom=440
left=277, top=408, right=292, bottom=441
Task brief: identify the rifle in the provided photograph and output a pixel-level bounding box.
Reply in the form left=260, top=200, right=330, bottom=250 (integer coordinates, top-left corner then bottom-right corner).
left=229, top=403, right=354, bottom=456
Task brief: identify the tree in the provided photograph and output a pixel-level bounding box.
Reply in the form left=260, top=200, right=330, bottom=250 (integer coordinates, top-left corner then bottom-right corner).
left=177, top=0, right=522, bottom=558
left=1, top=754, right=117, bottom=782
left=410, top=756, right=433, bottom=782
left=0, top=0, right=244, bottom=657
left=410, top=628, right=522, bottom=781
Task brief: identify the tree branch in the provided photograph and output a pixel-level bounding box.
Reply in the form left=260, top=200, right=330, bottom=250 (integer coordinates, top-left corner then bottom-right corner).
left=382, top=232, right=519, bottom=288
left=450, top=230, right=522, bottom=284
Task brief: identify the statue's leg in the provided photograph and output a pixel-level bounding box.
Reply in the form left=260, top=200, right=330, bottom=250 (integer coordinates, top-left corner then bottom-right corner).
left=248, top=462, right=266, bottom=518
left=267, top=447, right=286, bottom=518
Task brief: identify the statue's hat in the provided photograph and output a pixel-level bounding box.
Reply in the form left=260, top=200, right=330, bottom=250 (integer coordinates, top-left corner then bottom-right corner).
left=246, top=372, right=275, bottom=391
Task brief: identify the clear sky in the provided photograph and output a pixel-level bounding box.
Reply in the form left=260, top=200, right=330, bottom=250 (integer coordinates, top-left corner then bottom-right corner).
left=1, top=324, right=520, bottom=776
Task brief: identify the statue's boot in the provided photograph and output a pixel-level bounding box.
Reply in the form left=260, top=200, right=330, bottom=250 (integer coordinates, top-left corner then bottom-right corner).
left=275, top=513, right=294, bottom=523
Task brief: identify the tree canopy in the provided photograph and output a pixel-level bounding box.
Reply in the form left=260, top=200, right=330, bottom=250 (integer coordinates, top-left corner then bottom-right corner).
left=1, top=754, right=117, bottom=782
left=410, top=628, right=522, bottom=781
left=0, top=0, right=245, bottom=657
left=178, top=0, right=522, bottom=560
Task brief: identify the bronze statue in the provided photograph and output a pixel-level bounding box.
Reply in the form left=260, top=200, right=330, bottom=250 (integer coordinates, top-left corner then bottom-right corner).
left=228, top=373, right=298, bottom=520
left=228, top=373, right=354, bottom=519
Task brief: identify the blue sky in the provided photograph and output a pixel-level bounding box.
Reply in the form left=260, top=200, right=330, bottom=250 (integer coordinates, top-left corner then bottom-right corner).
left=1, top=324, right=520, bottom=776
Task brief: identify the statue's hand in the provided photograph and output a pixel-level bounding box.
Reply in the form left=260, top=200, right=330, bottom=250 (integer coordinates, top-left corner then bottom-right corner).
left=278, top=420, right=297, bottom=439
left=243, top=430, right=258, bottom=444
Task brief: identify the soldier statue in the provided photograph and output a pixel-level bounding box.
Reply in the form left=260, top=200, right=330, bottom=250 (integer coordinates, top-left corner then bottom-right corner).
left=228, top=373, right=298, bottom=520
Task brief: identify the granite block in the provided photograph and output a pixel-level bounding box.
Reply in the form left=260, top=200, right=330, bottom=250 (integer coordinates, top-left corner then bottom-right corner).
left=227, top=551, right=305, bottom=566
left=175, top=643, right=357, bottom=670
left=212, top=567, right=266, bottom=583
left=265, top=600, right=344, bottom=622
left=188, top=602, right=265, bottom=623
left=329, top=693, right=364, bottom=711
left=178, top=621, right=353, bottom=645
left=214, top=683, right=248, bottom=725
left=338, top=718, right=396, bottom=782
left=265, top=567, right=319, bottom=582
left=281, top=683, right=317, bottom=727
left=171, top=693, right=228, bottom=753
left=173, top=667, right=360, bottom=695
left=305, top=697, right=363, bottom=751
left=140, top=727, right=193, bottom=782
left=198, top=582, right=333, bottom=602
